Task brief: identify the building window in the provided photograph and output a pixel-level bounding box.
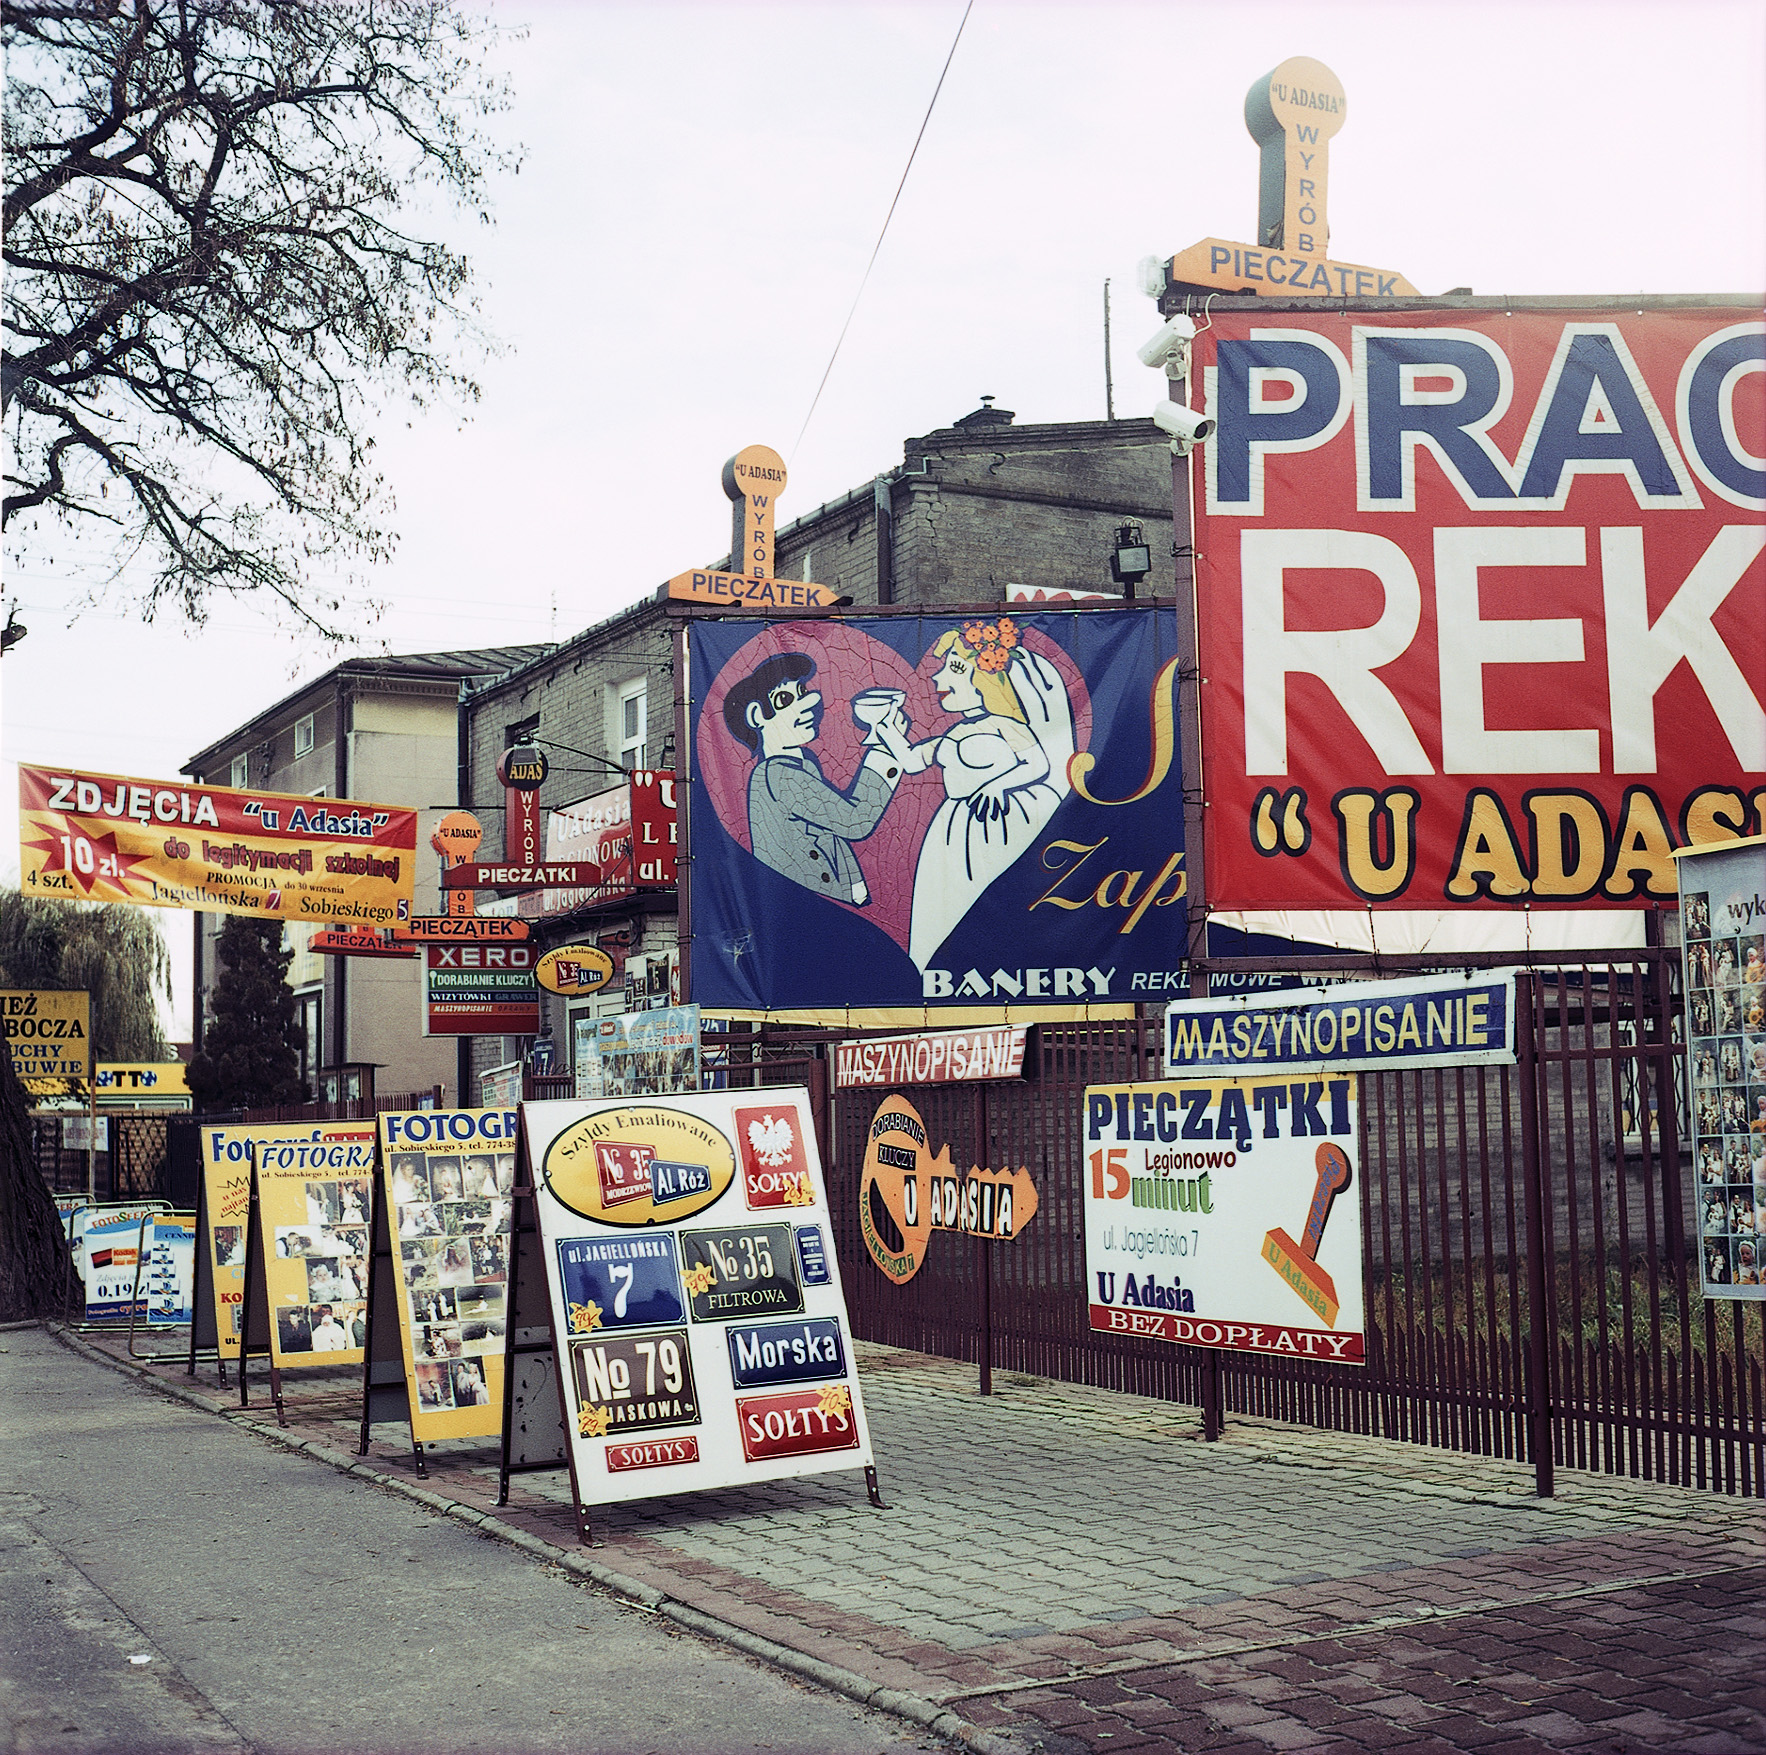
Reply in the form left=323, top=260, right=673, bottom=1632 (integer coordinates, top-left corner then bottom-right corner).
left=230, top=753, right=248, bottom=788
left=294, top=989, right=323, bottom=1094
left=293, top=714, right=315, bottom=758
left=618, top=679, right=647, bottom=771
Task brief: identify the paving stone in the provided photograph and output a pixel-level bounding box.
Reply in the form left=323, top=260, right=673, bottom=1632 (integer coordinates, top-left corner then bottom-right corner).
left=72, top=1332, right=1766, bottom=1755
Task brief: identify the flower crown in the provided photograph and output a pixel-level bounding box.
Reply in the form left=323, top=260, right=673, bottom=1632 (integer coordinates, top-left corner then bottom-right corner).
left=960, top=617, right=1019, bottom=674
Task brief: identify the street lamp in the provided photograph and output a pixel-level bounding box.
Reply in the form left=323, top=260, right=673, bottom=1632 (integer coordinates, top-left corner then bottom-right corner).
left=1110, top=522, right=1153, bottom=592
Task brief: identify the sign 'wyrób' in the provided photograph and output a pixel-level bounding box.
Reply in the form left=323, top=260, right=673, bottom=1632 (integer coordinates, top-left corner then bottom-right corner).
left=1192, top=306, right=1764, bottom=911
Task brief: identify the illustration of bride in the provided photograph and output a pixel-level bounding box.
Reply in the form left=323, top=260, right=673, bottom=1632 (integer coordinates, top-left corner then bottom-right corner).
left=873, top=619, right=1074, bottom=970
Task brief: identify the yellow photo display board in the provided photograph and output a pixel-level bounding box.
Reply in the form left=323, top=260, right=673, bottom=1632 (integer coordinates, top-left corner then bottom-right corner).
left=245, top=1124, right=378, bottom=1368
left=198, top=1130, right=254, bottom=1358
left=379, top=1107, right=517, bottom=1440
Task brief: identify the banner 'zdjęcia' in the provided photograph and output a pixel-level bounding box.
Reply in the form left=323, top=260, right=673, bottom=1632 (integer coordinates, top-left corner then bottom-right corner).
left=18, top=765, right=416, bottom=925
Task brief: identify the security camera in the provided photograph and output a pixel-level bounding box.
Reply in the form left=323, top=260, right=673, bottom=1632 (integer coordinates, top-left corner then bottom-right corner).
left=1136, top=313, right=1198, bottom=376
left=1152, top=398, right=1215, bottom=452
left=1136, top=255, right=1170, bottom=300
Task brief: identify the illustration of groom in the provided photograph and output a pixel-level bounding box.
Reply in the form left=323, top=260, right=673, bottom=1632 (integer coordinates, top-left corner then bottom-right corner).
left=723, top=653, right=905, bottom=906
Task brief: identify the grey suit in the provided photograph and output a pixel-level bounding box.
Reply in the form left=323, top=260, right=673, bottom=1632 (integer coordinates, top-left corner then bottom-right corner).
left=748, top=749, right=901, bottom=903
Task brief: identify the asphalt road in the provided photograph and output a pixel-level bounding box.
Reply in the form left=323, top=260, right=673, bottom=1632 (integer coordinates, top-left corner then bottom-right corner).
left=0, top=1325, right=941, bottom=1755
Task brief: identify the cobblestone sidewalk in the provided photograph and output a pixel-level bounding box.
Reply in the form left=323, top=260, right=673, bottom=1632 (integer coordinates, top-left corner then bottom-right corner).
left=61, top=1326, right=1766, bottom=1753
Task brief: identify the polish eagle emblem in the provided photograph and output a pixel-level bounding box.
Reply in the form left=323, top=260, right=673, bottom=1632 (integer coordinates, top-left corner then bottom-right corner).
left=747, top=1113, right=795, bottom=1167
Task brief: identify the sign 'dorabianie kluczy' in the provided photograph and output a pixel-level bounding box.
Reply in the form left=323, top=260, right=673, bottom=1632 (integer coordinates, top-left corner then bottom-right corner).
left=523, top=1089, right=874, bottom=1510
left=688, top=610, right=1186, bottom=1010
left=1191, top=306, right=1764, bottom=912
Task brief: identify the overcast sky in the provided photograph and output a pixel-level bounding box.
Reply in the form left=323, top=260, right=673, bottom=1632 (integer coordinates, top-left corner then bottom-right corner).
left=4, top=0, right=1763, bottom=1039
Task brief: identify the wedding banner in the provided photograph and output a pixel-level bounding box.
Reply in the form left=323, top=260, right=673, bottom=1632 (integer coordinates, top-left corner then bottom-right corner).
left=688, top=608, right=1186, bottom=1010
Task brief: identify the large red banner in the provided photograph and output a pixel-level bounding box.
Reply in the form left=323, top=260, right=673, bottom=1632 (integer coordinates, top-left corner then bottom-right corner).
left=1192, top=305, right=1764, bottom=910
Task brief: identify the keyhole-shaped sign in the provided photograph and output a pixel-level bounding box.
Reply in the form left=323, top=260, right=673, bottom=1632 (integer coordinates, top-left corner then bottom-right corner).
left=430, top=810, right=483, bottom=917
left=1244, top=56, right=1346, bottom=258
left=722, top=445, right=787, bottom=578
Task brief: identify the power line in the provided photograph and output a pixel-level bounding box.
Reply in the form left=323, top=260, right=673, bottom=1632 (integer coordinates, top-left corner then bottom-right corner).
left=790, top=0, right=974, bottom=463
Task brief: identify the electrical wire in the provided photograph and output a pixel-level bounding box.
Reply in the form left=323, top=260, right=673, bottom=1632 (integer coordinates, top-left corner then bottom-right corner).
left=790, top=0, right=974, bottom=463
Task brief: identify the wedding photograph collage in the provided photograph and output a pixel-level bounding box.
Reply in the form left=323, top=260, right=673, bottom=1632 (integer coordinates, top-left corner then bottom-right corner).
left=1684, top=882, right=1766, bottom=1293
left=388, top=1147, right=516, bottom=1409
left=270, top=1175, right=372, bottom=1353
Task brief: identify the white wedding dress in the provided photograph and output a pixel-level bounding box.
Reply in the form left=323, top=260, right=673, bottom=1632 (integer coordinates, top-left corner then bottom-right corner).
left=908, top=649, right=1075, bottom=971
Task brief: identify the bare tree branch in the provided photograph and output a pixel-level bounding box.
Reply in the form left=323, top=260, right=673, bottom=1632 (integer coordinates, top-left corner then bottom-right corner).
left=3, top=0, right=518, bottom=636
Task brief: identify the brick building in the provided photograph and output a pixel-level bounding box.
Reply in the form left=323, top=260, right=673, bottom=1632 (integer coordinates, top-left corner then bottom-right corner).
left=454, top=404, right=1173, bottom=1097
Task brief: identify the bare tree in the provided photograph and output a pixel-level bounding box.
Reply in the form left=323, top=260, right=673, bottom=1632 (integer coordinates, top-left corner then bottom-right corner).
left=3, top=0, right=514, bottom=634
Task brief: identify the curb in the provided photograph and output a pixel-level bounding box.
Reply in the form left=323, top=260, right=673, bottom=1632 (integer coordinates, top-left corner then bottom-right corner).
left=43, top=1324, right=1029, bottom=1755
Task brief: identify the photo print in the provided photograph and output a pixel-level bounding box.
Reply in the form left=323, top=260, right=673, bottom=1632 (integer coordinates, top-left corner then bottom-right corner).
left=401, top=1239, right=441, bottom=1289
left=437, top=1237, right=476, bottom=1286
left=469, top=1234, right=507, bottom=1281
left=389, top=1154, right=428, bottom=1205
left=277, top=1306, right=313, bottom=1352
left=450, top=1358, right=493, bottom=1406
left=452, top=1284, right=505, bottom=1323
left=274, top=1225, right=328, bottom=1259
left=460, top=1318, right=505, bottom=1357
left=415, top=1362, right=454, bottom=1411
left=412, top=1288, right=457, bottom=1325
left=428, top=1155, right=465, bottom=1203
left=418, top=1322, right=463, bottom=1360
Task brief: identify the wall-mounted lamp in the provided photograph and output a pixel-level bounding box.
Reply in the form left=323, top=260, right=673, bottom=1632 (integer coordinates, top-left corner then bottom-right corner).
left=1110, top=522, right=1153, bottom=590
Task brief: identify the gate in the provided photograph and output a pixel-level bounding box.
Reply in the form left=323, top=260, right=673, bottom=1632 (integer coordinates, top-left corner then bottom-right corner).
left=827, top=957, right=1766, bottom=1498
left=29, top=1113, right=171, bottom=1200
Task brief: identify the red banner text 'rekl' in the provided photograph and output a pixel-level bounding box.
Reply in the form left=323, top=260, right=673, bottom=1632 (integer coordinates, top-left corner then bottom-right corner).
left=1192, top=306, right=1765, bottom=910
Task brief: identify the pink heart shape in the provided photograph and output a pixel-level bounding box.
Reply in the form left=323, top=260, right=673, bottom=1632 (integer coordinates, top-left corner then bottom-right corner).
left=696, top=621, right=1090, bottom=959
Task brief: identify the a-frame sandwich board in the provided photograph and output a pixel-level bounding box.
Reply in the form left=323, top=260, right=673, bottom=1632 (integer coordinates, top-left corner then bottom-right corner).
left=495, top=1120, right=571, bottom=1520
left=187, top=1171, right=226, bottom=1383
left=355, top=1163, right=426, bottom=1475
left=234, top=1148, right=283, bottom=1425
